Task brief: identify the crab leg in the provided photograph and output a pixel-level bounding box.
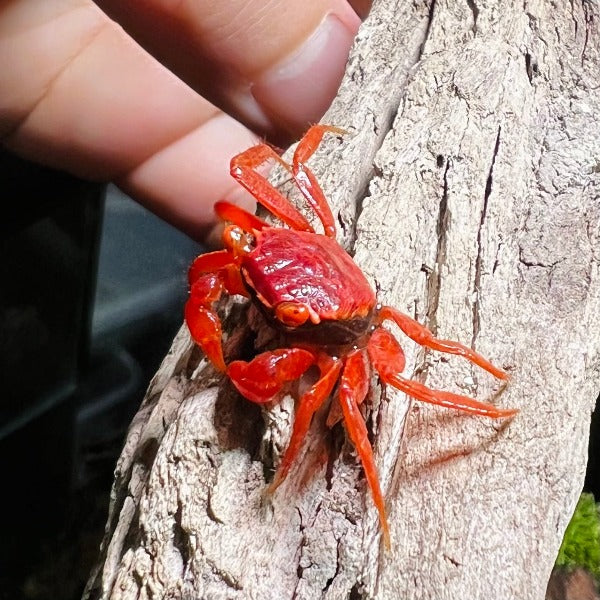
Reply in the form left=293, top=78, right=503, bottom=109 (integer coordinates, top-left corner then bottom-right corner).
left=269, top=353, right=342, bottom=492
left=378, top=306, right=509, bottom=380
left=229, top=126, right=343, bottom=236
left=227, top=348, right=316, bottom=404
left=188, top=249, right=235, bottom=286
left=230, top=144, right=314, bottom=232
left=338, top=349, right=391, bottom=549
left=185, top=251, right=247, bottom=372
left=368, top=327, right=518, bottom=419
left=290, top=124, right=345, bottom=238
left=214, top=200, right=268, bottom=233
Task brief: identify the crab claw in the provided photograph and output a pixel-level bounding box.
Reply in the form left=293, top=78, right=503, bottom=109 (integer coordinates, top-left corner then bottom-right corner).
left=227, top=348, right=315, bottom=404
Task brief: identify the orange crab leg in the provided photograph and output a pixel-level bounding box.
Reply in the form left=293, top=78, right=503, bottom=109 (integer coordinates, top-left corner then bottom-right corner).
left=186, top=273, right=228, bottom=372
left=229, top=126, right=344, bottom=236
left=230, top=144, right=314, bottom=233
left=326, top=384, right=371, bottom=429
left=290, top=124, right=346, bottom=238
left=214, top=200, right=268, bottom=232
left=269, top=354, right=343, bottom=492
left=188, top=249, right=236, bottom=286
left=338, top=349, right=391, bottom=549
left=227, top=348, right=315, bottom=404
left=378, top=306, right=509, bottom=380
left=185, top=251, right=248, bottom=372
left=368, top=327, right=518, bottom=419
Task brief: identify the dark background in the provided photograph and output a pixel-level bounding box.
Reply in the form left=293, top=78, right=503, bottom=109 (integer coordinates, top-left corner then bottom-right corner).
left=0, top=151, right=201, bottom=599
left=0, top=152, right=598, bottom=599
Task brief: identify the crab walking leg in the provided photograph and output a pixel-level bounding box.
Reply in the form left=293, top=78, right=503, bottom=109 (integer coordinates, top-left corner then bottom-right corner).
left=378, top=305, right=509, bottom=380
left=186, top=273, right=228, bottom=372
left=368, top=328, right=518, bottom=418
left=289, top=125, right=346, bottom=238
left=338, top=349, right=391, bottom=549
left=230, top=144, right=314, bottom=233
left=214, top=201, right=268, bottom=232
left=189, top=249, right=247, bottom=297
left=188, top=249, right=236, bottom=286
left=327, top=329, right=381, bottom=429
left=227, top=348, right=316, bottom=404
left=325, top=366, right=371, bottom=429
left=269, top=354, right=343, bottom=493
left=185, top=250, right=247, bottom=372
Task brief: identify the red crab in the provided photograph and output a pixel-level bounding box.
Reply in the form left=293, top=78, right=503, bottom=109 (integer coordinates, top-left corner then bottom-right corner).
left=185, top=125, right=517, bottom=548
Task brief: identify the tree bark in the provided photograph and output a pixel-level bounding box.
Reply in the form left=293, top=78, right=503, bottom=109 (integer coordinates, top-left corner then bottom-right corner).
left=85, top=1, right=600, bottom=598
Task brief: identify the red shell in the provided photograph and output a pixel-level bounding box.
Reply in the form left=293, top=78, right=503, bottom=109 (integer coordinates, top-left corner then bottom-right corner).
left=241, top=228, right=376, bottom=323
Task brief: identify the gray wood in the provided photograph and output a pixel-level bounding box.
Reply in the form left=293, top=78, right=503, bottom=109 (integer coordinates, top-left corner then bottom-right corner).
left=85, top=0, right=600, bottom=598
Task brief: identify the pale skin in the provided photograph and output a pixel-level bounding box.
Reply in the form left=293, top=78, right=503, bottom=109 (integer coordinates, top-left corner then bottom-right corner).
left=0, top=0, right=368, bottom=242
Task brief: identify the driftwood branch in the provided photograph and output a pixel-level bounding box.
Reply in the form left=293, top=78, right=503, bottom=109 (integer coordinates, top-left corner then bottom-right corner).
left=86, top=0, right=600, bottom=598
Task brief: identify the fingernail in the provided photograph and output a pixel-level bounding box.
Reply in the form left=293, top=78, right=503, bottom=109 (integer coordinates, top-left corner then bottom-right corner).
left=251, top=12, right=360, bottom=132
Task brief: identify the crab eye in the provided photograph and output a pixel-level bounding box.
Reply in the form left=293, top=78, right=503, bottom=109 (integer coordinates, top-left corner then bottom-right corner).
left=275, top=302, right=311, bottom=327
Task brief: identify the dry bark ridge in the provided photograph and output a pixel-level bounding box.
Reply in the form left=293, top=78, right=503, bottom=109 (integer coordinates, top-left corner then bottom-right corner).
left=86, top=1, right=600, bottom=598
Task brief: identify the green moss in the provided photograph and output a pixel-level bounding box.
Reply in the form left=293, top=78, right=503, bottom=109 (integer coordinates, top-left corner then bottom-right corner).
left=556, top=493, right=600, bottom=578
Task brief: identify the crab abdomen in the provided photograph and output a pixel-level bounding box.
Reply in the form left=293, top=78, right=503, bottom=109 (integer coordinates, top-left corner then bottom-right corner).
left=242, top=228, right=376, bottom=339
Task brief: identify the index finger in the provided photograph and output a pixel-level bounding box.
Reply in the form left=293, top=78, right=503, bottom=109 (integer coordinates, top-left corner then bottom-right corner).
left=0, top=0, right=258, bottom=241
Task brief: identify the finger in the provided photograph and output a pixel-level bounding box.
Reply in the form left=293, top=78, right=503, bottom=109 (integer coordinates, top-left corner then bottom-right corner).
left=95, top=0, right=361, bottom=141
left=0, top=0, right=258, bottom=241
left=119, top=113, right=260, bottom=243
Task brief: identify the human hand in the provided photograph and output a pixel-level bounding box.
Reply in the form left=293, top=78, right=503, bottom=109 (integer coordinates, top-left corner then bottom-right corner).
left=0, top=1, right=367, bottom=242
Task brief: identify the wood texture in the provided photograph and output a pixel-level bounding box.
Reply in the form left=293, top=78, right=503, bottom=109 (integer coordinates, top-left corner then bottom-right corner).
left=85, top=0, right=600, bottom=598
